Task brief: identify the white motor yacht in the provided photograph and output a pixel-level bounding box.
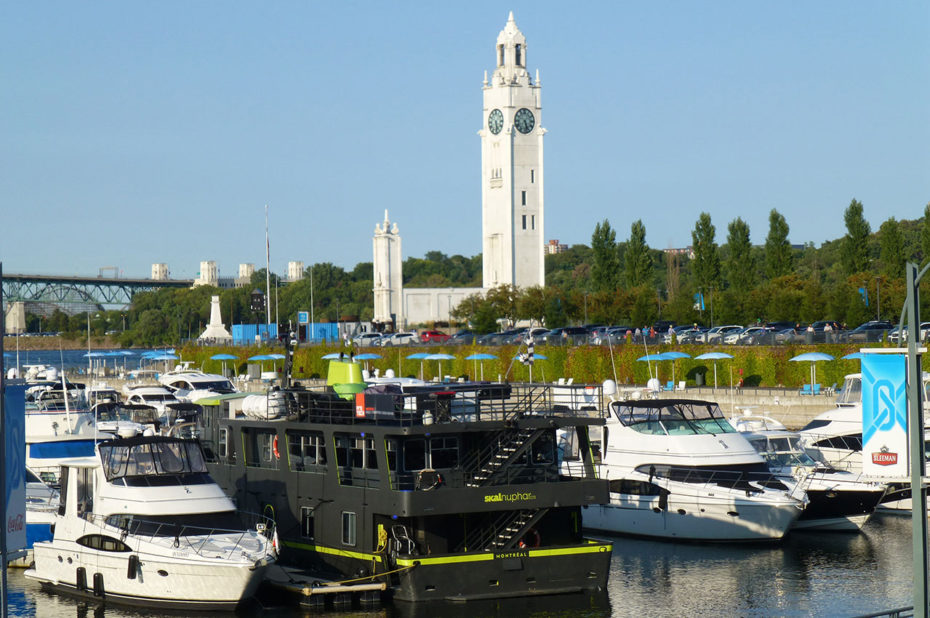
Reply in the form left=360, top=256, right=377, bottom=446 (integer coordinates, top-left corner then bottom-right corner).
left=798, top=372, right=930, bottom=512
left=731, top=413, right=886, bottom=531
left=25, top=435, right=275, bottom=610
left=8, top=468, right=60, bottom=568
left=563, top=395, right=805, bottom=541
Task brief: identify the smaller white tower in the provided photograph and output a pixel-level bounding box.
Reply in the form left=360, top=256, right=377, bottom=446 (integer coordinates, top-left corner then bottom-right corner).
left=198, top=295, right=232, bottom=342
left=373, top=210, right=403, bottom=329
left=287, top=261, right=305, bottom=282
left=235, top=263, right=255, bottom=288
left=151, top=263, right=169, bottom=280
left=195, top=261, right=218, bottom=287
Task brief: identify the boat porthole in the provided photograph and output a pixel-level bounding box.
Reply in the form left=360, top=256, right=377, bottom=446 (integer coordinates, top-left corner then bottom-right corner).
left=677, top=509, right=686, bottom=515
left=66, top=557, right=72, bottom=564
left=157, top=570, right=168, bottom=577
left=700, top=508, right=705, bottom=512
left=727, top=511, right=739, bottom=517
left=57, top=556, right=63, bottom=563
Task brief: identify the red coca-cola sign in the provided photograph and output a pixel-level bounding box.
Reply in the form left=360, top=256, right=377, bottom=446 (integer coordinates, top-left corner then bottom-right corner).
left=872, top=452, right=898, bottom=466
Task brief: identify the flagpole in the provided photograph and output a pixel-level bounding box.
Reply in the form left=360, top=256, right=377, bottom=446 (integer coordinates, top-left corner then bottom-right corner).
left=265, top=205, right=271, bottom=334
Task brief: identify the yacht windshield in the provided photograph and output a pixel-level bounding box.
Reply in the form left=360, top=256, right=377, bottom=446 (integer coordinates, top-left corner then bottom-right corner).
left=99, top=437, right=207, bottom=481
left=190, top=380, right=235, bottom=393
left=750, top=435, right=820, bottom=467
left=613, top=400, right=736, bottom=436
left=836, top=376, right=861, bottom=406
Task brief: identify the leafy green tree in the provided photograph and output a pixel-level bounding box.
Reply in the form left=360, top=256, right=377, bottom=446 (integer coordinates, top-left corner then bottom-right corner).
left=922, top=203, right=930, bottom=263
left=630, top=286, right=658, bottom=327
left=725, top=217, right=755, bottom=293
left=543, top=296, right=568, bottom=329
left=590, top=219, right=620, bottom=292
left=624, top=220, right=652, bottom=288
left=879, top=217, right=905, bottom=278
left=517, top=286, right=547, bottom=325
left=842, top=199, right=872, bottom=275
left=764, top=209, right=793, bottom=279
left=691, top=213, right=721, bottom=294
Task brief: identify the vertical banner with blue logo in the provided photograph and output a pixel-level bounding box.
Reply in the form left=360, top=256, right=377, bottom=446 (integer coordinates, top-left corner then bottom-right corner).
left=862, top=353, right=908, bottom=477
left=4, top=381, right=27, bottom=556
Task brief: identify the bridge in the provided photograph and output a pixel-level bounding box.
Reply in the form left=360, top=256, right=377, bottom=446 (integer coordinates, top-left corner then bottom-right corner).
left=2, top=273, right=194, bottom=308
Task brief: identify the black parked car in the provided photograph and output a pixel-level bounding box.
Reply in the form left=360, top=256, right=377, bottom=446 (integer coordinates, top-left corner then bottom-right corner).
left=846, top=320, right=894, bottom=343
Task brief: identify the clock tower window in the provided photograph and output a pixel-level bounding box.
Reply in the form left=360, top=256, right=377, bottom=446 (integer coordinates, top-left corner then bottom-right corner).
left=522, top=215, right=527, bottom=230
left=515, top=44, right=522, bottom=67
left=521, top=191, right=526, bottom=206
left=498, top=45, right=504, bottom=66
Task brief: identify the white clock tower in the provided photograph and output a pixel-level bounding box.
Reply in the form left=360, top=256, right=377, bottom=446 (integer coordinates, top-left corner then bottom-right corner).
left=481, top=12, right=545, bottom=290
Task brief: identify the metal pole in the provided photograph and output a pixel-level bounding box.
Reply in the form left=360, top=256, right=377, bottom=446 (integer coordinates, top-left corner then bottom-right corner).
left=1, top=262, right=8, bottom=618
left=906, top=262, right=928, bottom=617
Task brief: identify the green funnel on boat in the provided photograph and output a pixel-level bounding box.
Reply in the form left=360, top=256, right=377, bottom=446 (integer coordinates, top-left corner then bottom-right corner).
left=327, top=360, right=366, bottom=400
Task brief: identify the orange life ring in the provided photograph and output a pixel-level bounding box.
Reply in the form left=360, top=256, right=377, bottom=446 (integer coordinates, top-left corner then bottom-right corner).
left=273, top=435, right=280, bottom=459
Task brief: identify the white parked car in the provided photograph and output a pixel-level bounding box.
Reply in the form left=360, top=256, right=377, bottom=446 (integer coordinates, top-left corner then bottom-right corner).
left=354, top=332, right=384, bottom=347
left=380, top=332, right=417, bottom=346
left=704, top=325, right=743, bottom=344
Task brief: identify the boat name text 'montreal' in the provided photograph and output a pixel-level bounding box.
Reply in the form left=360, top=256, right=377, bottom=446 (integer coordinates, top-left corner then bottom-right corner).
left=484, top=491, right=537, bottom=503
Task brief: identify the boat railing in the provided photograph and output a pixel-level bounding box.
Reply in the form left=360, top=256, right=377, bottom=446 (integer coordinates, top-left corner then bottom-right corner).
left=98, top=512, right=275, bottom=561
left=289, top=382, right=607, bottom=427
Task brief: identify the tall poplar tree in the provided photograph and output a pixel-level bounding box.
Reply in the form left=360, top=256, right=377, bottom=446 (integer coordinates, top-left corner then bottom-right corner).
left=691, top=212, right=721, bottom=293
left=922, top=203, right=930, bottom=262
left=879, top=217, right=905, bottom=278
left=842, top=199, right=871, bottom=275
left=624, top=219, right=652, bottom=288
left=764, top=209, right=793, bottom=279
left=725, top=217, right=754, bottom=293
left=590, top=219, right=620, bottom=292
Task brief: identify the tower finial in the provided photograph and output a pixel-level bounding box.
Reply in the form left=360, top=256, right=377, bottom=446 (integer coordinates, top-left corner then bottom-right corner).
left=508, top=10, right=514, bottom=22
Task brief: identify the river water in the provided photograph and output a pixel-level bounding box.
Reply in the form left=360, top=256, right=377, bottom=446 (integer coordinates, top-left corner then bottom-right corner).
left=5, top=512, right=915, bottom=617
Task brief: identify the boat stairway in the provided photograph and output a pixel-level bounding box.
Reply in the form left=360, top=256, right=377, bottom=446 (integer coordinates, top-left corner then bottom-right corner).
left=465, top=427, right=541, bottom=488
left=455, top=508, right=545, bottom=552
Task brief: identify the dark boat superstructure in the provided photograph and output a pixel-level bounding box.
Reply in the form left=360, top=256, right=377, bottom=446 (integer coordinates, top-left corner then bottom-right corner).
left=201, top=366, right=612, bottom=603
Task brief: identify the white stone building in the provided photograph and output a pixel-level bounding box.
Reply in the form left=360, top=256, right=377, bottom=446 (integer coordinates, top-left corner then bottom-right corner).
left=287, top=261, right=305, bottom=282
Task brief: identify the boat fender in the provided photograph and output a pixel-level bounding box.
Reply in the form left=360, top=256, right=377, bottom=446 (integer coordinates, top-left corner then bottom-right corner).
left=518, top=528, right=541, bottom=549
left=127, top=554, right=139, bottom=580
left=93, top=572, right=105, bottom=597
left=273, top=435, right=280, bottom=459
left=76, top=567, right=87, bottom=591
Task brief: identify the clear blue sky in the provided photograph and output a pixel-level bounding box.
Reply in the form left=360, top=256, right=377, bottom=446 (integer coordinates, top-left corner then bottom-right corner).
left=2, top=2, right=928, bottom=279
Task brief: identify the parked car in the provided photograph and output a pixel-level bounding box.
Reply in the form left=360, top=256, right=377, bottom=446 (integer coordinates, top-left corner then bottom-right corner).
left=420, top=330, right=451, bottom=344
left=380, top=332, right=418, bottom=346
left=541, top=326, right=588, bottom=345
left=678, top=326, right=708, bottom=345
left=353, top=332, right=383, bottom=347
left=447, top=330, right=475, bottom=345
left=846, top=321, right=894, bottom=343
left=774, top=328, right=804, bottom=345
left=704, top=325, right=743, bottom=344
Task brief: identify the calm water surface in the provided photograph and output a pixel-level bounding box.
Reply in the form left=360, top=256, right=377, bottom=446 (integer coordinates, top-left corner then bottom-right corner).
left=6, top=513, right=915, bottom=617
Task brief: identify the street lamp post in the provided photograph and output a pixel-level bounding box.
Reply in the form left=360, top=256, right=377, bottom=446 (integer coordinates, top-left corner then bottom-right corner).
left=583, top=292, right=589, bottom=325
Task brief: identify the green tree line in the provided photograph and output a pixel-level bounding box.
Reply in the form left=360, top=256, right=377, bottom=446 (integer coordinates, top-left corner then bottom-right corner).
left=31, top=199, right=930, bottom=344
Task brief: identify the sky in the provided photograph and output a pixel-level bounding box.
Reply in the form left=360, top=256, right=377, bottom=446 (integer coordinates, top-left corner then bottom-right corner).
left=2, top=2, right=928, bottom=280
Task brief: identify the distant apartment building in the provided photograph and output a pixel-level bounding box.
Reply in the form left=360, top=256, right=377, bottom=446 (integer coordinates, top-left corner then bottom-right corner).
left=151, top=263, right=169, bottom=280
left=287, top=261, right=305, bottom=282
left=547, top=239, right=567, bottom=255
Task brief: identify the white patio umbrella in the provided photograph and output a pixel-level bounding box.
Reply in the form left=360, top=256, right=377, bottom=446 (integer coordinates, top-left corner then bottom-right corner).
left=425, top=353, right=456, bottom=381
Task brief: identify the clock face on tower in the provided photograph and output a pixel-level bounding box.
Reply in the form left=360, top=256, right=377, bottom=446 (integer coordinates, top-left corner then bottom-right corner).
left=514, top=108, right=535, bottom=134
left=488, top=109, right=503, bottom=135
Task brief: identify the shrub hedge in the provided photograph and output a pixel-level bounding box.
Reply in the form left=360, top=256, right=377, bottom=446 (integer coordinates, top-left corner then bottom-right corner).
left=179, top=342, right=907, bottom=388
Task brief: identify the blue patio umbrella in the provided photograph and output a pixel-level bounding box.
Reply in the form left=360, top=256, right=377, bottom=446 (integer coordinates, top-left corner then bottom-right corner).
left=636, top=353, right=669, bottom=383
left=321, top=352, right=342, bottom=360
left=210, top=353, right=238, bottom=375
left=465, top=353, right=497, bottom=380
left=841, top=352, right=864, bottom=360
left=662, top=351, right=691, bottom=385
left=790, top=352, right=835, bottom=393
left=267, top=353, right=286, bottom=360
left=248, top=354, right=273, bottom=361
left=355, top=353, right=382, bottom=361
left=694, top=352, right=734, bottom=389
left=426, top=353, right=456, bottom=380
